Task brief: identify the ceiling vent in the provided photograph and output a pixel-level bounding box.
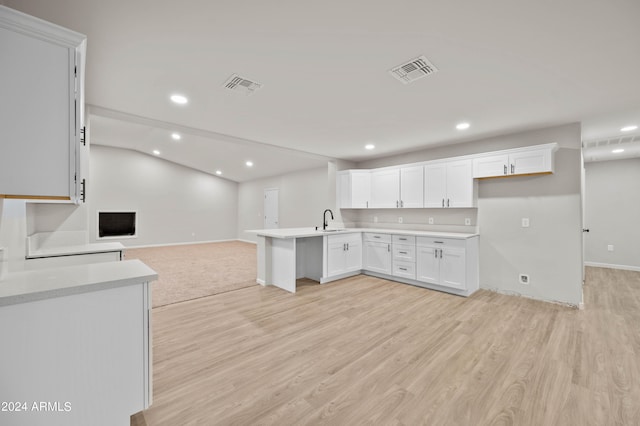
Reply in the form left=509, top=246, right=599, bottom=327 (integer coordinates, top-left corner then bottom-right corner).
left=223, top=74, right=262, bottom=95
left=389, top=55, right=438, bottom=84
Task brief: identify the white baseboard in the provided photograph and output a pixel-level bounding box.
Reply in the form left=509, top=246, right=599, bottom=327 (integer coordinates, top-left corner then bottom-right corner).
left=256, top=279, right=266, bottom=286
left=236, top=239, right=257, bottom=245
left=584, top=262, right=640, bottom=272
left=480, top=285, right=580, bottom=309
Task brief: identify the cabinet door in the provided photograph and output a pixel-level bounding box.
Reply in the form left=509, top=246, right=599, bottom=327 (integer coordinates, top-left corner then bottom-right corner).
left=351, top=171, right=371, bottom=208
left=416, top=245, right=439, bottom=284
left=327, top=242, right=347, bottom=276
left=509, top=149, right=552, bottom=175
left=364, top=241, right=392, bottom=274
left=400, top=166, right=424, bottom=208
left=370, top=168, right=400, bottom=208
left=472, top=154, right=509, bottom=178
left=0, top=8, right=85, bottom=201
left=344, top=237, right=362, bottom=272
left=440, top=247, right=466, bottom=289
left=446, top=160, right=474, bottom=208
left=337, top=172, right=351, bottom=209
left=423, top=163, right=447, bottom=208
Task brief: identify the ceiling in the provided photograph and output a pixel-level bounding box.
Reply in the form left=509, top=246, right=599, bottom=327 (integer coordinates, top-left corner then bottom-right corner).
left=5, top=0, right=640, bottom=180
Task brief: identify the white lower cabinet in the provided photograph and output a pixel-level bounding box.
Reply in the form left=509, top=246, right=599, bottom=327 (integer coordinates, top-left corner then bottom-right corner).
left=327, top=233, right=362, bottom=277
left=363, top=241, right=392, bottom=275
left=416, top=236, right=478, bottom=292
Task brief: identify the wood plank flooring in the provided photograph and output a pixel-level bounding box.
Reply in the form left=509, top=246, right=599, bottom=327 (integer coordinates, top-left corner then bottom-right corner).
left=131, top=267, right=640, bottom=425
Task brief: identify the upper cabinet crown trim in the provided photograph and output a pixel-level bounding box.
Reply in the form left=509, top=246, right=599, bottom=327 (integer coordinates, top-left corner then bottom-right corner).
left=0, top=5, right=86, bottom=46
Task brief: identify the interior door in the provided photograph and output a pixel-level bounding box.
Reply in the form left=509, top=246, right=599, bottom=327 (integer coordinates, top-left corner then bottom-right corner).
left=264, top=188, right=279, bottom=229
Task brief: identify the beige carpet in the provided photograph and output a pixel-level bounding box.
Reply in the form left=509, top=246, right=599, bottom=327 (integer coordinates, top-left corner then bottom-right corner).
left=125, top=241, right=257, bottom=308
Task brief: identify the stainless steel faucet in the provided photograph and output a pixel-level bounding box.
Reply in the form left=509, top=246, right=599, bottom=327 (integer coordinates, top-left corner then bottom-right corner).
left=323, top=209, right=334, bottom=230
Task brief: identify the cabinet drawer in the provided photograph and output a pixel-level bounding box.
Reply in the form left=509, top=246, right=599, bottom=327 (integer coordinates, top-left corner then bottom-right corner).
left=393, top=260, right=416, bottom=280
left=327, top=233, right=361, bottom=245
left=363, top=232, right=391, bottom=243
left=393, top=235, right=415, bottom=245
left=393, top=244, right=415, bottom=262
left=416, top=236, right=466, bottom=249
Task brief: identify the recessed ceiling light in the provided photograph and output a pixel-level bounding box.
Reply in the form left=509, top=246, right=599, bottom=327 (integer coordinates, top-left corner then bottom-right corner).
left=365, top=144, right=375, bottom=150
left=456, top=122, right=470, bottom=130
left=152, top=150, right=160, bottom=156
left=171, top=132, right=181, bottom=141
left=245, top=161, right=253, bottom=167
left=170, top=94, right=188, bottom=105
left=215, top=170, right=222, bottom=175
left=621, top=125, right=638, bottom=132
left=612, top=148, right=625, bottom=154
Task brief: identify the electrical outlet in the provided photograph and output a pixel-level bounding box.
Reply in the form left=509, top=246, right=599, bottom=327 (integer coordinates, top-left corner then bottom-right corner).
left=522, top=218, right=530, bottom=228
left=428, top=217, right=434, bottom=225
left=608, top=245, right=614, bottom=252
left=465, top=218, right=471, bottom=226
left=373, top=216, right=378, bottom=223
left=398, top=217, right=403, bottom=224
left=519, top=274, right=530, bottom=285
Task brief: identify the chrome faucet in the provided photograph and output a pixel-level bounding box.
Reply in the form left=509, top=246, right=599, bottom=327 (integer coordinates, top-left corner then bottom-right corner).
left=323, top=209, right=334, bottom=230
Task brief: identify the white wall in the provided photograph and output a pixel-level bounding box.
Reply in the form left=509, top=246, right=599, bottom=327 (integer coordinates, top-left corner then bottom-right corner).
left=356, top=123, right=583, bottom=306
left=237, top=166, right=330, bottom=242
left=584, top=158, right=640, bottom=270
left=89, top=145, right=238, bottom=247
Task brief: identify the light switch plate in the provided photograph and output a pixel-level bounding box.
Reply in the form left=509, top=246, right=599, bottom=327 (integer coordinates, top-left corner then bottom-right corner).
left=608, top=244, right=614, bottom=252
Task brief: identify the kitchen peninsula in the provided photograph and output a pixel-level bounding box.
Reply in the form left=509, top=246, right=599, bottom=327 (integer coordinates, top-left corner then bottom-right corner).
left=250, top=227, right=479, bottom=296
left=0, top=260, right=157, bottom=426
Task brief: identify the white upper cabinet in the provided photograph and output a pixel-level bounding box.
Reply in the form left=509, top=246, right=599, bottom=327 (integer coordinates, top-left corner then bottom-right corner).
left=370, top=168, right=400, bottom=208
left=0, top=6, right=86, bottom=202
left=424, top=160, right=475, bottom=208
left=473, top=144, right=557, bottom=178
left=337, top=170, right=371, bottom=209
left=399, top=166, right=424, bottom=208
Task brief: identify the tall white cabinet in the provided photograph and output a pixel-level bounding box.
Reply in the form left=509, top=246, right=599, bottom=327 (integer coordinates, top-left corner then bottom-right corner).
left=0, top=6, right=87, bottom=203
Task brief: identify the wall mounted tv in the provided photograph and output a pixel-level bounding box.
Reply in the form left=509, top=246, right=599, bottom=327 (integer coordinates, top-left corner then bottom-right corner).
left=98, top=211, right=137, bottom=238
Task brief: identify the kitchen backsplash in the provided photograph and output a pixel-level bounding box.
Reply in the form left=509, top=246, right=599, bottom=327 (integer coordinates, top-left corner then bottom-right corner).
left=339, top=208, right=478, bottom=233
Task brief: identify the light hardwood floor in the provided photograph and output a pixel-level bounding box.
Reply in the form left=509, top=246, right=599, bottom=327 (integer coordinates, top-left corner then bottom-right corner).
left=131, top=267, right=640, bottom=425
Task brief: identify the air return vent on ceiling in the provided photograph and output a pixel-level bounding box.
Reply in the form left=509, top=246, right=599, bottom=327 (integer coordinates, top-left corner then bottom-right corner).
left=224, top=74, right=262, bottom=95
left=389, top=55, right=438, bottom=84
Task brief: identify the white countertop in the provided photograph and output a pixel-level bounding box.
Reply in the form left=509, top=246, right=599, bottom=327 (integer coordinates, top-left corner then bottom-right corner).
left=247, top=227, right=478, bottom=240
left=26, top=242, right=125, bottom=259
left=0, top=259, right=157, bottom=307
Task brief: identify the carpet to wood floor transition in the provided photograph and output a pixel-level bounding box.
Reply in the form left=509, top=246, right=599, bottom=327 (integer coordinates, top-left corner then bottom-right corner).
left=125, top=241, right=257, bottom=307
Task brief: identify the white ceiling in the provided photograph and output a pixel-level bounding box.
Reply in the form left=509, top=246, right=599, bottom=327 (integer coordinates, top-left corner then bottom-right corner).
left=6, top=0, right=640, bottom=179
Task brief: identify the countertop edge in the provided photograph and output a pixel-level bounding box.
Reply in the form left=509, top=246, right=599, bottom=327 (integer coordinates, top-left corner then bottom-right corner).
left=0, top=260, right=158, bottom=307
left=26, top=242, right=125, bottom=259
left=247, top=228, right=479, bottom=240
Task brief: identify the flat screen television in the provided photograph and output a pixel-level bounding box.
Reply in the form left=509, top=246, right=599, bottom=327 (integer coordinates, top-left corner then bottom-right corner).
left=98, top=211, right=137, bottom=238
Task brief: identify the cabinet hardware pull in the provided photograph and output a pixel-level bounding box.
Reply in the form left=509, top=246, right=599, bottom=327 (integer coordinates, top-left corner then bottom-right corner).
left=442, top=199, right=445, bottom=207
left=401, top=200, right=404, bottom=207
left=399, top=251, right=407, bottom=254
left=388, top=244, right=391, bottom=252
left=439, top=249, right=443, bottom=259
left=434, top=241, right=443, bottom=244
left=434, top=250, right=437, bottom=258
left=80, top=126, right=86, bottom=146
left=447, top=199, right=450, bottom=207
left=343, top=243, right=346, bottom=251
left=511, top=164, right=515, bottom=174
left=374, top=236, right=380, bottom=238
left=366, top=201, right=368, bottom=208
left=80, top=178, right=86, bottom=203
left=399, top=267, right=407, bottom=271
left=504, top=164, right=507, bottom=175
left=346, top=243, right=349, bottom=250
left=396, top=200, right=399, bottom=208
